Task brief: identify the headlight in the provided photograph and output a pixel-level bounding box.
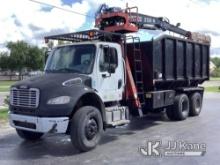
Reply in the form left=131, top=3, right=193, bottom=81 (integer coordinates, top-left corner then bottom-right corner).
left=47, top=96, right=71, bottom=105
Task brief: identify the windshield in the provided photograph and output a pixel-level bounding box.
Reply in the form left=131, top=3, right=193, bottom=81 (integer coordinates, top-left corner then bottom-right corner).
left=45, top=44, right=96, bottom=74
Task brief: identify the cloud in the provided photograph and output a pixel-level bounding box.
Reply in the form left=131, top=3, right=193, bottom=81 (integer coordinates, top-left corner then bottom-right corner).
left=0, top=0, right=91, bottom=47
left=0, top=0, right=219, bottom=57
left=211, top=47, right=220, bottom=56
left=198, top=30, right=220, bottom=36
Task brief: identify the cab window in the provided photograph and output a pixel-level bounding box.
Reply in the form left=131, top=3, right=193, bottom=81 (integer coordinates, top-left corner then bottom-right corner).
left=99, top=47, right=118, bottom=72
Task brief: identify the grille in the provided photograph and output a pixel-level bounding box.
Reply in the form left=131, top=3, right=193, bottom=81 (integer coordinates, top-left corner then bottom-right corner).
left=10, top=88, right=40, bottom=108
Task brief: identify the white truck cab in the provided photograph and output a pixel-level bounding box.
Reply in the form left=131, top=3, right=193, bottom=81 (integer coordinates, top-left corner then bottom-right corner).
left=9, top=39, right=129, bottom=152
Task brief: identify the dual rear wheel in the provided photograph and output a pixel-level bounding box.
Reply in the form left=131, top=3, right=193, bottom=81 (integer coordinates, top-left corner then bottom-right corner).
left=166, top=92, right=202, bottom=121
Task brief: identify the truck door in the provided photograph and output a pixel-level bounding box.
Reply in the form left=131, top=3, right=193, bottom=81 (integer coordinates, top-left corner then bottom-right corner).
left=95, top=45, right=124, bottom=102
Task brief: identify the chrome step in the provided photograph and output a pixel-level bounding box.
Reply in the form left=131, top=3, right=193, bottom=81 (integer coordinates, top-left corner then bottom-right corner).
left=106, top=106, right=130, bottom=126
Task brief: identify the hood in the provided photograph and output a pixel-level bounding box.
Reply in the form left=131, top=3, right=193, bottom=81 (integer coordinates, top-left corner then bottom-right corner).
left=12, top=73, right=91, bottom=90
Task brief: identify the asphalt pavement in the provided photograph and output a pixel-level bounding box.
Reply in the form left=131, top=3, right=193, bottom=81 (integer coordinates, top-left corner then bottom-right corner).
left=0, top=93, right=220, bottom=165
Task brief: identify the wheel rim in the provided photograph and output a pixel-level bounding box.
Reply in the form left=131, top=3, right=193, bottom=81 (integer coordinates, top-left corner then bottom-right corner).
left=85, top=118, right=98, bottom=140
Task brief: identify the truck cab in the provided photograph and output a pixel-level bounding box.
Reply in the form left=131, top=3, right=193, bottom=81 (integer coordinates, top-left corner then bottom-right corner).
left=45, top=42, right=125, bottom=102
left=9, top=38, right=129, bottom=152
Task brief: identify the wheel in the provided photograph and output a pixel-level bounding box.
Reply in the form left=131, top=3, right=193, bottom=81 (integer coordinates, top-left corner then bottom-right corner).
left=166, top=106, right=176, bottom=120
left=189, top=92, right=202, bottom=116
left=70, top=106, right=103, bottom=152
left=166, top=94, right=189, bottom=121
left=16, top=129, right=43, bottom=141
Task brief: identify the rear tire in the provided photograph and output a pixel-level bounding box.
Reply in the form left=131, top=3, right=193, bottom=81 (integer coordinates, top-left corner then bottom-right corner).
left=70, top=106, right=103, bottom=152
left=189, top=92, right=202, bottom=116
left=166, top=106, right=176, bottom=120
left=166, top=94, right=189, bottom=121
left=16, top=129, right=43, bottom=141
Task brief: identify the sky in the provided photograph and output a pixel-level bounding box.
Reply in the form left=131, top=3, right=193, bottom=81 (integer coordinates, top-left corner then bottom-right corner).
left=0, top=0, right=219, bottom=56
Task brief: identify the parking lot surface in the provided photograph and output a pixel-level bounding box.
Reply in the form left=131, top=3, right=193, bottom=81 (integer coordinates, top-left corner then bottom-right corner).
left=0, top=93, right=220, bottom=165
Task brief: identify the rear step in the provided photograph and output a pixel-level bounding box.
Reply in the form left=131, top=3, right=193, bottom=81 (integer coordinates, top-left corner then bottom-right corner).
left=106, top=106, right=130, bottom=126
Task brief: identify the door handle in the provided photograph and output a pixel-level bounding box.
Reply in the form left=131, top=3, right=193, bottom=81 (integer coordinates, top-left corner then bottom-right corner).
left=102, top=73, right=110, bottom=78
left=118, top=79, right=122, bottom=89
left=102, top=74, right=107, bottom=78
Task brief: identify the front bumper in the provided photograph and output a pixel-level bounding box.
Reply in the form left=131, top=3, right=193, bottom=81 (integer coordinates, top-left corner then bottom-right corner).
left=9, top=112, right=69, bottom=133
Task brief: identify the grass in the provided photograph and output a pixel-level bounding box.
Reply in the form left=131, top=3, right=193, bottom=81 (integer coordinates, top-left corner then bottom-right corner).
left=0, top=86, right=11, bottom=92
left=0, top=81, right=17, bottom=92
left=0, top=108, right=8, bottom=121
left=205, top=86, right=220, bottom=93
left=210, top=77, right=220, bottom=81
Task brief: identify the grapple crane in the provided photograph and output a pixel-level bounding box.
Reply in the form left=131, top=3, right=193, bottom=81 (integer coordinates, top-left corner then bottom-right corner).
left=95, top=3, right=211, bottom=44
left=95, top=3, right=210, bottom=115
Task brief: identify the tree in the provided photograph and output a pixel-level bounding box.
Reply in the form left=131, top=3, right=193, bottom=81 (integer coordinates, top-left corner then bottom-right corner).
left=0, top=52, right=15, bottom=80
left=26, top=46, right=44, bottom=71
left=211, top=57, right=220, bottom=78
left=211, top=67, right=220, bottom=77
left=0, top=52, right=10, bottom=71
left=211, top=57, right=220, bottom=68
left=6, top=41, right=29, bottom=78
left=0, top=41, right=44, bottom=80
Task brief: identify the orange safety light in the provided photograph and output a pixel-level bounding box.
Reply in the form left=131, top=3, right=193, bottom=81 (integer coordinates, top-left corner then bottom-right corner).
left=88, top=31, right=95, bottom=38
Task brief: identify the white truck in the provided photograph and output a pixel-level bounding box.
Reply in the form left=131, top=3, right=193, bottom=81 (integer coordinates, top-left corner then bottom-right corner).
left=8, top=4, right=210, bottom=152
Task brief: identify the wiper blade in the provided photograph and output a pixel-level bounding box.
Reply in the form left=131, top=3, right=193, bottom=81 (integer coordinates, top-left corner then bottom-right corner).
left=54, top=68, right=79, bottom=73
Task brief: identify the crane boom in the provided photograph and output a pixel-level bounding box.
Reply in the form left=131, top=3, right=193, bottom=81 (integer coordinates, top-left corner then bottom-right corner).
left=129, top=12, right=190, bottom=37
left=95, top=4, right=210, bottom=44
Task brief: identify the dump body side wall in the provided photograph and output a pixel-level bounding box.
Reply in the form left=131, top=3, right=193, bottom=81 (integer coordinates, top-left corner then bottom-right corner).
left=126, top=35, right=210, bottom=92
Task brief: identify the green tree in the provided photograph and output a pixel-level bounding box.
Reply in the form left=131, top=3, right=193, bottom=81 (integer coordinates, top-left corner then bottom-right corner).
left=0, top=52, right=10, bottom=71
left=6, top=41, right=29, bottom=78
left=0, top=52, right=15, bottom=80
left=0, top=41, right=44, bottom=80
left=211, top=57, right=220, bottom=68
left=26, top=46, right=44, bottom=71
left=211, top=67, right=220, bottom=77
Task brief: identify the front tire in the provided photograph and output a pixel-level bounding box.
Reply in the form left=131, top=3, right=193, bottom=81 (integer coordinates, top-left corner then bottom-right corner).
left=16, top=129, right=43, bottom=141
left=70, top=106, right=103, bottom=152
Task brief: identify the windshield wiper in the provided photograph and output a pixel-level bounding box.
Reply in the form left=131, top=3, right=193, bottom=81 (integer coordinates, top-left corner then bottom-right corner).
left=46, top=68, right=80, bottom=73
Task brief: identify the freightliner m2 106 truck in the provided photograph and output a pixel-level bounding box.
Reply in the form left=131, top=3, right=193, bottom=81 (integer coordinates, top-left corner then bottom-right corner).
left=8, top=4, right=210, bottom=151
